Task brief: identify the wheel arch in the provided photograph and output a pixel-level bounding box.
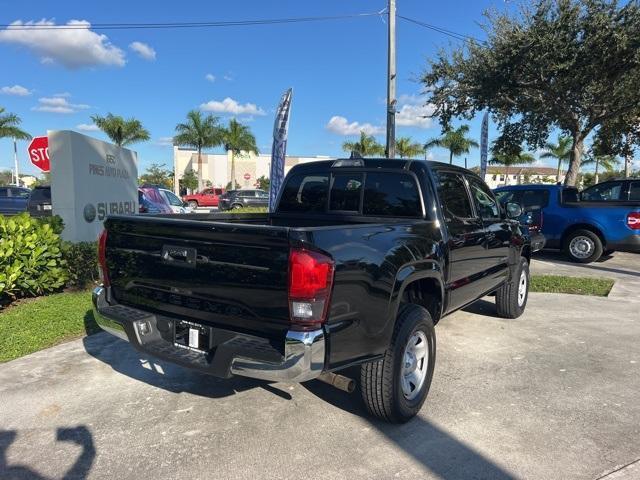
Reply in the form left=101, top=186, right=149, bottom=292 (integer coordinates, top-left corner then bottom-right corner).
left=391, top=262, right=444, bottom=325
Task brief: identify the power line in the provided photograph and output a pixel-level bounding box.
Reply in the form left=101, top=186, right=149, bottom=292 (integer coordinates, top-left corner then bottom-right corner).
left=398, top=15, right=484, bottom=44
left=0, top=12, right=384, bottom=30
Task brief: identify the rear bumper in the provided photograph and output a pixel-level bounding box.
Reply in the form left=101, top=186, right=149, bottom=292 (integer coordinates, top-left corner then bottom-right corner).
left=606, top=234, right=640, bottom=253
left=92, top=286, right=325, bottom=382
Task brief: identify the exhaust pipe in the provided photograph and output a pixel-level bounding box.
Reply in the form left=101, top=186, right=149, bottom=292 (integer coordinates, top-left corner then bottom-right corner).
left=317, top=372, right=355, bottom=393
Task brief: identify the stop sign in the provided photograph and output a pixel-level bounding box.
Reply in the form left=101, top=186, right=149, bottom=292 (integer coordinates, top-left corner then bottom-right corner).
left=27, top=136, right=50, bottom=172
left=244, top=173, right=251, bottom=180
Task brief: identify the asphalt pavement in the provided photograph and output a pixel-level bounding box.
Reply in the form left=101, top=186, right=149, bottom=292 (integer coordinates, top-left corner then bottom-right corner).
left=1, top=252, right=639, bottom=480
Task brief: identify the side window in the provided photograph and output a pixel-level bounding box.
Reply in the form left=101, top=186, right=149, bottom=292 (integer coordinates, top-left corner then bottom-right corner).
left=435, top=172, right=474, bottom=220
left=363, top=172, right=421, bottom=217
left=165, top=191, right=183, bottom=206
left=467, top=175, right=500, bottom=219
left=278, top=173, right=329, bottom=213
left=0, top=188, right=8, bottom=198
left=629, top=181, right=640, bottom=201
left=519, top=189, right=549, bottom=211
left=494, top=190, right=518, bottom=205
left=581, top=182, right=623, bottom=201
left=11, top=189, right=31, bottom=199
left=214, top=188, right=223, bottom=195
left=329, top=173, right=363, bottom=212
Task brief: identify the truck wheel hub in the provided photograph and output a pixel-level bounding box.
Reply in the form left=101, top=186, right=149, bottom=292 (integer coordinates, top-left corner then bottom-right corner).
left=569, top=236, right=594, bottom=258
left=401, top=330, right=428, bottom=400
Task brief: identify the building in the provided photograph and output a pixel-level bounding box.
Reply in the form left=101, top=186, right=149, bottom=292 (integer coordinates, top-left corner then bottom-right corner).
left=172, top=147, right=333, bottom=194
left=477, top=166, right=565, bottom=189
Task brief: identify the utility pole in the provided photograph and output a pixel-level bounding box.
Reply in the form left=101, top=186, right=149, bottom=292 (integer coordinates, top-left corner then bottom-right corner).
left=13, top=138, right=19, bottom=186
left=385, top=0, right=396, bottom=159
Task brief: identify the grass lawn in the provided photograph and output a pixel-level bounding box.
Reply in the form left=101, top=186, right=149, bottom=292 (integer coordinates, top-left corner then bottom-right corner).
left=530, top=275, right=614, bottom=296
left=0, top=289, right=99, bottom=363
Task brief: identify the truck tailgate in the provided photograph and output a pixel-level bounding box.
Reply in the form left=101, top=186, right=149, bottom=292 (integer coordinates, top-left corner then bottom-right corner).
left=105, top=216, right=291, bottom=339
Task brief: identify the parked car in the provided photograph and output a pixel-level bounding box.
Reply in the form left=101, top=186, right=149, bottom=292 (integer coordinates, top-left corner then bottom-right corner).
left=580, top=179, right=640, bottom=203
left=494, top=184, right=640, bottom=263
left=138, top=189, right=164, bottom=214
left=27, top=185, right=53, bottom=217
left=159, top=188, right=192, bottom=214
left=218, top=189, right=269, bottom=211
left=493, top=188, right=547, bottom=253
left=0, top=186, right=31, bottom=215
left=93, top=159, right=531, bottom=423
left=138, top=185, right=173, bottom=214
left=182, top=188, right=225, bottom=209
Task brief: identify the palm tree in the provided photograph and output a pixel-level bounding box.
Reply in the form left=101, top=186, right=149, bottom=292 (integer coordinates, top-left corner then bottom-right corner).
left=540, top=135, right=572, bottom=182
left=174, top=110, right=223, bottom=191
left=0, top=107, right=31, bottom=142
left=91, top=113, right=150, bottom=147
left=342, top=131, right=384, bottom=157
left=489, top=148, right=536, bottom=185
left=581, top=154, right=620, bottom=184
left=395, top=137, right=424, bottom=159
left=424, top=125, right=479, bottom=165
left=221, top=119, right=258, bottom=188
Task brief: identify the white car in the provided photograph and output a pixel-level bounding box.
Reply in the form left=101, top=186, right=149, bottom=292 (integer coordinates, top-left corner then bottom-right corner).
left=159, top=188, right=192, bottom=214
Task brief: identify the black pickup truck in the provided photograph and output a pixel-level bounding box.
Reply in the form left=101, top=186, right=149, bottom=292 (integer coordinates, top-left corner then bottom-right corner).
left=93, top=159, right=530, bottom=422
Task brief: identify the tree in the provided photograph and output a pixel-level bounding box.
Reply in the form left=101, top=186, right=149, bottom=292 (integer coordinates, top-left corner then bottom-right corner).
left=139, top=163, right=173, bottom=189
left=342, top=131, right=384, bottom=157
left=422, top=0, right=640, bottom=186
left=581, top=154, right=620, bottom=184
left=221, top=119, right=258, bottom=189
left=0, top=107, right=31, bottom=142
left=91, top=113, right=150, bottom=147
left=32, top=172, right=51, bottom=187
left=489, top=145, right=535, bottom=185
left=540, top=135, right=572, bottom=182
left=174, top=110, right=223, bottom=191
left=256, top=175, right=270, bottom=191
left=0, top=170, right=12, bottom=186
left=395, top=137, right=425, bottom=159
left=180, top=169, right=198, bottom=193
left=424, top=125, right=478, bottom=164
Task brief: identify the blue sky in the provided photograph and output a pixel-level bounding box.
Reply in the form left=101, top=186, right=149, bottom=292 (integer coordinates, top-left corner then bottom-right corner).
left=0, top=0, right=529, bottom=177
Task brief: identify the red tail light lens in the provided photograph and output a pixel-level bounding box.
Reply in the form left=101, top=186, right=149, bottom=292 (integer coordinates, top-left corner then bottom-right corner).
left=627, top=212, right=640, bottom=230
left=97, top=229, right=110, bottom=287
left=288, top=248, right=335, bottom=329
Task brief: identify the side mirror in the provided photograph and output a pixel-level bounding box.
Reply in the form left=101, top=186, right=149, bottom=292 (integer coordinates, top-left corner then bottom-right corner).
left=505, top=202, right=523, bottom=219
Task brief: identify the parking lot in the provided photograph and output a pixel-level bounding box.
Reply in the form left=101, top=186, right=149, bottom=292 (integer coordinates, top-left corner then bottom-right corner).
left=1, top=252, right=639, bottom=480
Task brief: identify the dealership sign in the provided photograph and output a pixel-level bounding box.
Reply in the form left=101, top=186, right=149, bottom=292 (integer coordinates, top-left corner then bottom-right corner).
left=27, top=136, right=50, bottom=172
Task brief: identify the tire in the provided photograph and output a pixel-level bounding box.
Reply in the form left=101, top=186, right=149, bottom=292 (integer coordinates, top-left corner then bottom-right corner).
left=188, top=200, right=198, bottom=209
left=360, top=304, right=436, bottom=423
left=496, top=257, right=529, bottom=319
left=563, top=229, right=603, bottom=263
left=231, top=203, right=242, bottom=210
left=603, top=249, right=614, bottom=257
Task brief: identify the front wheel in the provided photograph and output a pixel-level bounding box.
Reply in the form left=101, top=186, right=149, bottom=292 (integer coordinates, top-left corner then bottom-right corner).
left=564, top=229, right=603, bottom=263
left=231, top=203, right=243, bottom=210
left=495, top=257, right=529, bottom=319
left=188, top=200, right=198, bottom=209
left=360, top=304, right=436, bottom=423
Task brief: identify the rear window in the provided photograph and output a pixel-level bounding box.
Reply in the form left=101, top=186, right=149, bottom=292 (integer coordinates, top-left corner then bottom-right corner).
left=520, top=190, right=549, bottom=210
left=30, top=187, right=51, bottom=202
left=329, top=173, right=363, bottom=212
left=278, top=173, right=329, bottom=213
left=363, top=172, right=420, bottom=217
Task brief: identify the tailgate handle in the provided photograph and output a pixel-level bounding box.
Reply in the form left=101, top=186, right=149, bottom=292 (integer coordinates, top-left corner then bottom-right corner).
left=161, top=245, right=197, bottom=268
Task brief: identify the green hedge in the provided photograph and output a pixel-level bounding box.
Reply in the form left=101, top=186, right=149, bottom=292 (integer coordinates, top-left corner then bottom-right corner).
left=0, top=213, right=69, bottom=302
left=63, top=241, right=98, bottom=289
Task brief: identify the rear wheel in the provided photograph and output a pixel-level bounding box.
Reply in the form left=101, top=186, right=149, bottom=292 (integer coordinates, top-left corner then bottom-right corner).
left=231, top=203, right=243, bottom=210
left=564, top=229, right=603, bottom=263
left=495, top=257, right=529, bottom=319
left=188, top=200, right=198, bottom=209
left=360, top=304, right=436, bottom=423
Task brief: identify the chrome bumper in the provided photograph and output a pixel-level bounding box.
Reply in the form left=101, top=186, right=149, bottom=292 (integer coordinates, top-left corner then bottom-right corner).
left=92, top=286, right=325, bottom=383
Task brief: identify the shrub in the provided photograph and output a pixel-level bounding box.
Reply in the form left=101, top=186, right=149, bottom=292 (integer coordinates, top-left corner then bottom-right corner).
left=0, top=213, right=68, bottom=302
left=63, top=241, right=98, bottom=289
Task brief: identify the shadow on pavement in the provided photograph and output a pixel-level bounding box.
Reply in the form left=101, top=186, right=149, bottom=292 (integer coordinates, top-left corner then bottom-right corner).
left=0, top=426, right=95, bottom=480
left=82, top=332, right=268, bottom=399
left=461, top=299, right=499, bottom=318
left=535, top=251, right=640, bottom=278
left=304, top=376, right=515, bottom=480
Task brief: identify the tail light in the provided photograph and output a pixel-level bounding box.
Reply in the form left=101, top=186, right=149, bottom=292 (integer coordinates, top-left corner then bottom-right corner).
left=288, top=248, right=335, bottom=330
left=627, top=212, right=640, bottom=230
left=97, top=229, right=110, bottom=287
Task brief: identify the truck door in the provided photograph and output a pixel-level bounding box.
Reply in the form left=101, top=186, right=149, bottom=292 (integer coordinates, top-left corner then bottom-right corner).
left=434, top=171, right=488, bottom=311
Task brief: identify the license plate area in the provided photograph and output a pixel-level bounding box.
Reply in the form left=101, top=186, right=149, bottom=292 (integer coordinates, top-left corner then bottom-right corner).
left=174, top=320, right=211, bottom=353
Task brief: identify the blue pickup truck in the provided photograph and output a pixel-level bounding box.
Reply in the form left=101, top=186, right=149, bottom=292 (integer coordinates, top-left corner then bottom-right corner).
left=494, top=184, right=640, bottom=263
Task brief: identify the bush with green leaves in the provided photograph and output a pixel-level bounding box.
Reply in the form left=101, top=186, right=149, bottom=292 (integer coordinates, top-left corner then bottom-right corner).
left=63, top=241, right=98, bottom=289
left=0, top=213, right=68, bottom=302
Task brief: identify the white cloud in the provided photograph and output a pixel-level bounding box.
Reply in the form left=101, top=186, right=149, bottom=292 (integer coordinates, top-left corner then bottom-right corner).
left=53, top=91, right=71, bottom=97
left=326, top=116, right=384, bottom=136
left=223, top=74, right=234, bottom=81
left=1, top=84, right=32, bottom=96
left=129, top=41, right=156, bottom=61
left=200, top=97, right=266, bottom=116
left=32, top=95, right=90, bottom=114
left=0, top=19, right=125, bottom=69
left=205, top=73, right=216, bottom=82
left=395, top=94, right=436, bottom=128
left=76, top=123, right=99, bottom=132
left=155, top=136, right=174, bottom=147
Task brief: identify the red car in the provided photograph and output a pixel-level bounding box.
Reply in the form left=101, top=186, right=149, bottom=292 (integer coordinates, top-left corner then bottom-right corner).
left=182, top=188, right=225, bottom=208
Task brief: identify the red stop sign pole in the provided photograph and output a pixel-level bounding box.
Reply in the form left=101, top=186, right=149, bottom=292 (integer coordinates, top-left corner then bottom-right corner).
left=27, top=136, right=50, bottom=172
